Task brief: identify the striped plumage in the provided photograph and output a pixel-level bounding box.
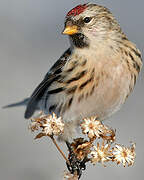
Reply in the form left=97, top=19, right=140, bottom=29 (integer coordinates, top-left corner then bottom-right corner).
left=23, top=3, right=142, bottom=140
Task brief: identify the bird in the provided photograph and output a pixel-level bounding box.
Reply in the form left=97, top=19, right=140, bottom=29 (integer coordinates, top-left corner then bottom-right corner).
left=4, top=3, right=142, bottom=141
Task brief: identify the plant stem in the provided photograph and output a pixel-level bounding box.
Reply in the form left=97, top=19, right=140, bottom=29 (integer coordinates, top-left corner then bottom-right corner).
left=50, top=135, right=70, bottom=165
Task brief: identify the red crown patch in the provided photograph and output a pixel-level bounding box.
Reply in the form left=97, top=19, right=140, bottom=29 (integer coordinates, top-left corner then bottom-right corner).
left=66, top=4, right=87, bottom=17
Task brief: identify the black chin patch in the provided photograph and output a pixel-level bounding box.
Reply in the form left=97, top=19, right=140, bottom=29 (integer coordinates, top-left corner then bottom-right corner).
left=70, top=33, right=89, bottom=48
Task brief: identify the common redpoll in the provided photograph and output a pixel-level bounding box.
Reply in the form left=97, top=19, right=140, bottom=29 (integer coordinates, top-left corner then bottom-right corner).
left=5, top=3, right=142, bottom=141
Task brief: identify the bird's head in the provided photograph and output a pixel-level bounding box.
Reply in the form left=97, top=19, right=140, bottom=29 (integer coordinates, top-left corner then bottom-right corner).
left=63, top=3, right=122, bottom=49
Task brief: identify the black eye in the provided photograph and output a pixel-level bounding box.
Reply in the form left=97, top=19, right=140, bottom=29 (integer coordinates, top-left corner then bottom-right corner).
left=83, top=17, right=92, bottom=23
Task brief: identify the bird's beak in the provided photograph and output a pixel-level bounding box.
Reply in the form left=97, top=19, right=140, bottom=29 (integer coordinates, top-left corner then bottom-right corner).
left=62, top=25, right=78, bottom=35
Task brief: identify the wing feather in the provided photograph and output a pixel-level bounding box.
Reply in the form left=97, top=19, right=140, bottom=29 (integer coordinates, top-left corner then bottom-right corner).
left=24, top=48, right=71, bottom=118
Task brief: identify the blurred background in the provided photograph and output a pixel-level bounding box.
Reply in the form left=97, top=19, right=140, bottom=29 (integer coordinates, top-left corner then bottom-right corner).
left=0, top=0, right=144, bottom=179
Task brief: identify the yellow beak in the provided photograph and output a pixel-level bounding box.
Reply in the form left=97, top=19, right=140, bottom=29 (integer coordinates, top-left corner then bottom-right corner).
left=62, top=25, right=78, bottom=35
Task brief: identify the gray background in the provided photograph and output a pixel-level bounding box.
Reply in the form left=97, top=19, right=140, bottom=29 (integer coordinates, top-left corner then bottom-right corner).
left=0, top=0, right=144, bottom=179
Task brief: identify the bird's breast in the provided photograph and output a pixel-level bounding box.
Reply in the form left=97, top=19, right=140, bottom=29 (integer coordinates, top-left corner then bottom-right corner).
left=62, top=53, right=132, bottom=123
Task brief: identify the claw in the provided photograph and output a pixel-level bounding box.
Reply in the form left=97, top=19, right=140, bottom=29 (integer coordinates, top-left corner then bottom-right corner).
left=65, top=141, right=89, bottom=179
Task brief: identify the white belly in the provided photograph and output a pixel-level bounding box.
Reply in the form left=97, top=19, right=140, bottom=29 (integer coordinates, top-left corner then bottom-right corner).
left=62, top=65, right=131, bottom=123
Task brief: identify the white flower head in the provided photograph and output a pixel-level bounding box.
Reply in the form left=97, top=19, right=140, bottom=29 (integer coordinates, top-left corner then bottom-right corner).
left=113, top=143, right=136, bottom=167
left=29, top=112, right=64, bottom=138
left=43, top=113, right=64, bottom=136
left=81, top=117, right=105, bottom=139
left=90, top=141, right=112, bottom=166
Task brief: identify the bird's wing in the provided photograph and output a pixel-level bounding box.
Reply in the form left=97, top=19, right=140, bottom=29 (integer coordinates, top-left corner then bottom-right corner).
left=24, top=48, right=71, bottom=119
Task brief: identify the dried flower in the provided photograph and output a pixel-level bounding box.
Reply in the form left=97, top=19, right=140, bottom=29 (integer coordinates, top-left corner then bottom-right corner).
left=29, top=112, right=64, bottom=138
left=90, top=141, right=112, bottom=166
left=71, top=138, right=92, bottom=160
left=63, top=171, right=78, bottom=180
left=100, top=127, right=116, bottom=143
left=81, top=117, right=105, bottom=139
left=112, top=143, right=136, bottom=167
left=29, top=112, right=136, bottom=178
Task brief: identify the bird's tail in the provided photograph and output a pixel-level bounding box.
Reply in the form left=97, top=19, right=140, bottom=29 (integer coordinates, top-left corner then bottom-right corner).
left=3, top=98, right=29, bottom=109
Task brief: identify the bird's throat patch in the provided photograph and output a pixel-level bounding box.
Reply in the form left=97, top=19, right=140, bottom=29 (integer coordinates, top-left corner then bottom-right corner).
left=67, top=4, right=87, bottom=17
left=70, top=33, right=89, bottom=48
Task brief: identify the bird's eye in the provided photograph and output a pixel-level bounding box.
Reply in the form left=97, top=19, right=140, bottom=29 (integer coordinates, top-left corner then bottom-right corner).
left=83, top=17, right=92, bottom=23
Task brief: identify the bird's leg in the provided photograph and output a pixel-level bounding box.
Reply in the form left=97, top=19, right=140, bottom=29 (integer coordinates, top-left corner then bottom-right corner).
left=66, top=141, right=73, bottom=153
left=66, top=141, right=75, bottom=172
left=79, top=157, right=90, bottom=171
left=65, top=141, right=83, bottom=179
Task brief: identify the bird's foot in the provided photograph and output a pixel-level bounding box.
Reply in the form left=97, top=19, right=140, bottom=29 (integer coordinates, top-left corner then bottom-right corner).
left=66, top=141, right=88, bottom=179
